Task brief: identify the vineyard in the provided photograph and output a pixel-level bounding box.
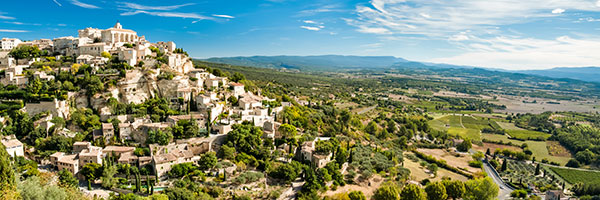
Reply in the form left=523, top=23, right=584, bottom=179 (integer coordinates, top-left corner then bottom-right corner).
left=549, top=167, right=600, bottom=185
left=506, top=129, right=551, bottom=140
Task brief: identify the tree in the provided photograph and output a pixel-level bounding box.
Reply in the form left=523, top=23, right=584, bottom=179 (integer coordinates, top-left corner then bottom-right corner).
left=348, top=191, right=366, bottom=200
left=80, top=163, right=102, bottom=190
left=101, top=164, right=118, bottom=189
left=198, top=152, right=217, bottom=170
left=335, top=146, right=348, bottom=165
left=457, top=139, right=472, bottom=152
left=230, top=72, right=246, bottom=82
left=399, top=184, right=426, bottom=200
left=147, top=130, right=173, bottom=145
left=464, top=177, right=499, bottom=200
left=217, top=145, right=235, bottom=160
left=18, top=176, right=68, bottom=200
left=575, top=149, right=596, bottom=165
left=9, top=45, right=40, bottom=64
left=58, top=169, right=78, bottom=188
left=443, top=180, right=465, bottom=200
left=101, top=51, right=112, bottom=59
left=278, top=123, right=297, bottom=139
left=535, top=163, right=541, bottom=175
left=510, top=189, right=527, bottom=198
left=365, top=121, right=379, bottom=135
left=0, top=143, right=16, bottom=198
left=425, top=182, right=447, bottom=200
left=566, top=159, right=581, bottom=168
left=501, top=158, right=508, bottom=171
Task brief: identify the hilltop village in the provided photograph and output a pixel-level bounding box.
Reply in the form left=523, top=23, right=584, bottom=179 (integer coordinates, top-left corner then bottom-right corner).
left=0, top=22, right=322, bottom=199
left=3, top=22, right=599, bottom=200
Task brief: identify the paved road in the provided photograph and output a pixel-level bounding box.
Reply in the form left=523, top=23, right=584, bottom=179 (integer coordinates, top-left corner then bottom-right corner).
left=483, top=161, right=513, bottom=200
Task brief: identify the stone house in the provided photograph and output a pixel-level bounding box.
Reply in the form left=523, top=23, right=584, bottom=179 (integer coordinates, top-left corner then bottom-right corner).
left=1, top=135, right=24, bottom=157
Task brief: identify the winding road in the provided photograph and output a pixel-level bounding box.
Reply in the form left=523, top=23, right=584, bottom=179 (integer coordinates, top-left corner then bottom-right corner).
left=483, top=161, right=514, bottom=200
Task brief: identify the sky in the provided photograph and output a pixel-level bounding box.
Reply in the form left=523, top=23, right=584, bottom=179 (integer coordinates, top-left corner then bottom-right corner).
left=1, top=0, right=600, bottom=70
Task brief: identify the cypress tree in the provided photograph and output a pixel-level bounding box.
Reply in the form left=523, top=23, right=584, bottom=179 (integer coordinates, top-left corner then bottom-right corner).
left=501, top=158, right=508, bottom=171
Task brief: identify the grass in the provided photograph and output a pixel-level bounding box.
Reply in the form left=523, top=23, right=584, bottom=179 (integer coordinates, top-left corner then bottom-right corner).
left=462, top=116, right=493, bottom=130
left=481, top=134, right=571, bottom=165
left=506, top=129, right=551, bottom=140
left=448, top=127, right=481, bottom=141
left=496, top=122, right=525, bottom=130
left=549, top=167, right=600, bottom=185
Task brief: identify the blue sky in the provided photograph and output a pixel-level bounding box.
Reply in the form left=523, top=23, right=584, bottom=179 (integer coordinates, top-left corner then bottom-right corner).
left=1, top=0, right=600, bottom=70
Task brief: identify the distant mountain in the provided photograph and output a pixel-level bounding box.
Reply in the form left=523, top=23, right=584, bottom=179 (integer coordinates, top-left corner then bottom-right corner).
left=516, top=67, right=600, bottom=83
left=204, top=55, right=408, bottom=71
left=203, top=55, right=600, bottom=83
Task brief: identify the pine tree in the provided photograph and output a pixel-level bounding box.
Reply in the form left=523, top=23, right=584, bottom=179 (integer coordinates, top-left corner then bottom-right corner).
left=535, top=163, right=541, bottom=175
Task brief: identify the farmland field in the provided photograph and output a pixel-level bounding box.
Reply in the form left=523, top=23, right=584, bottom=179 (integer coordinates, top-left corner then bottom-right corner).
left=447, top=127, right=481, bottom=141
left=506, top=129, right=551, bottom=140
left=496, top=122, right=525, bottom=130
left=549, top=167, right=600, bottom=185
left=481, top=134, right=570, bottom=165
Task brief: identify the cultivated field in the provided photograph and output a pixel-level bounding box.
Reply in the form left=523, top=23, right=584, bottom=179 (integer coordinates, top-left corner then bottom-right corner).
left=549, top=167, right=600, bottom=185
left=481, top=134, right=571, bottom=165
left=403, top=153, right=469, bottom=182
left=416, top=148, right=481, bottom=174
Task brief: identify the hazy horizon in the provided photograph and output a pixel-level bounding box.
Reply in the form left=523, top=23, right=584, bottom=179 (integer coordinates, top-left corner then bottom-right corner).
left=2, top=0, right=600, bottom=70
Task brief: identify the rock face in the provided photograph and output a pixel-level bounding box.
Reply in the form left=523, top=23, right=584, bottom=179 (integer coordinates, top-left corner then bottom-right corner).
left=117, top=69, right=157, bottom=104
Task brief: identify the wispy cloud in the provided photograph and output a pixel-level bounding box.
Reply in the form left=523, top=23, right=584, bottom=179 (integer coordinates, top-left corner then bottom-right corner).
left=578, top=17, right=600, bottom=22
left=5, top=21, right=23, bottom=25
left=213, top=14, right=235, bottom=19
left=300, top=26, right=321, bottom=31
left=297, top=4, right=346, bottom=16
left=300, top=20, right=324, bottom=31
left=53, top=0, right=62, bottom=6
left=0, top=12, right=15, bottom=20
left=121, top=10, right=214, bottom=21
left=70, top=0, right=99, bottom=9
left=118, top=2, right=194, bottom=11
left=431, top=35, right=600, bottom=70
left=347, top=0, right=600, bottom=38
left=0, top=29, right=28, bottom=33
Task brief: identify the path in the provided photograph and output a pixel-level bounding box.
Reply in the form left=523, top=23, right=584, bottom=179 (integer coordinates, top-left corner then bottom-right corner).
left=357, top=105, right=377, bottom=115
left=277, top=180, right=304, bottom=200
left=459, top=115, right=465, bottom=128
left=483, top=160, right=513, bottom=200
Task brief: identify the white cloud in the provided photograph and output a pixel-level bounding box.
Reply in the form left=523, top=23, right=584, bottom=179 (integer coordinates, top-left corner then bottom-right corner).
left=213, top=14, right=235, bottom=19
left=348, top=0, right=600, bottom=37
left=430, top=36, right=600, bottom=70
left=119, top=2, right=194, bottom=11
left=597, top=0, right=600, bottom=7
left=300, top=26, right=321, bottom=31
left=356, top=25, right=391, bottom=34
left=0, top=29, right=28, bottom=33
left=121, top=10, right=214, bottom=21
left=5, top=21, right=23, bottom=25
left=70, top=0, right=99, bottom=9
left=449, top=33, right=469, bottom=41
left=58, top=24, right=67, bottom=26
left=303, top=20, right=317, bottom=24
left=53, top=0, right=62, bottom=6
left=552, top=8, right=565, bottom=14
left=579, top=17, right=600, bottom=22
left=0, top=12, right=15, bottom=20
